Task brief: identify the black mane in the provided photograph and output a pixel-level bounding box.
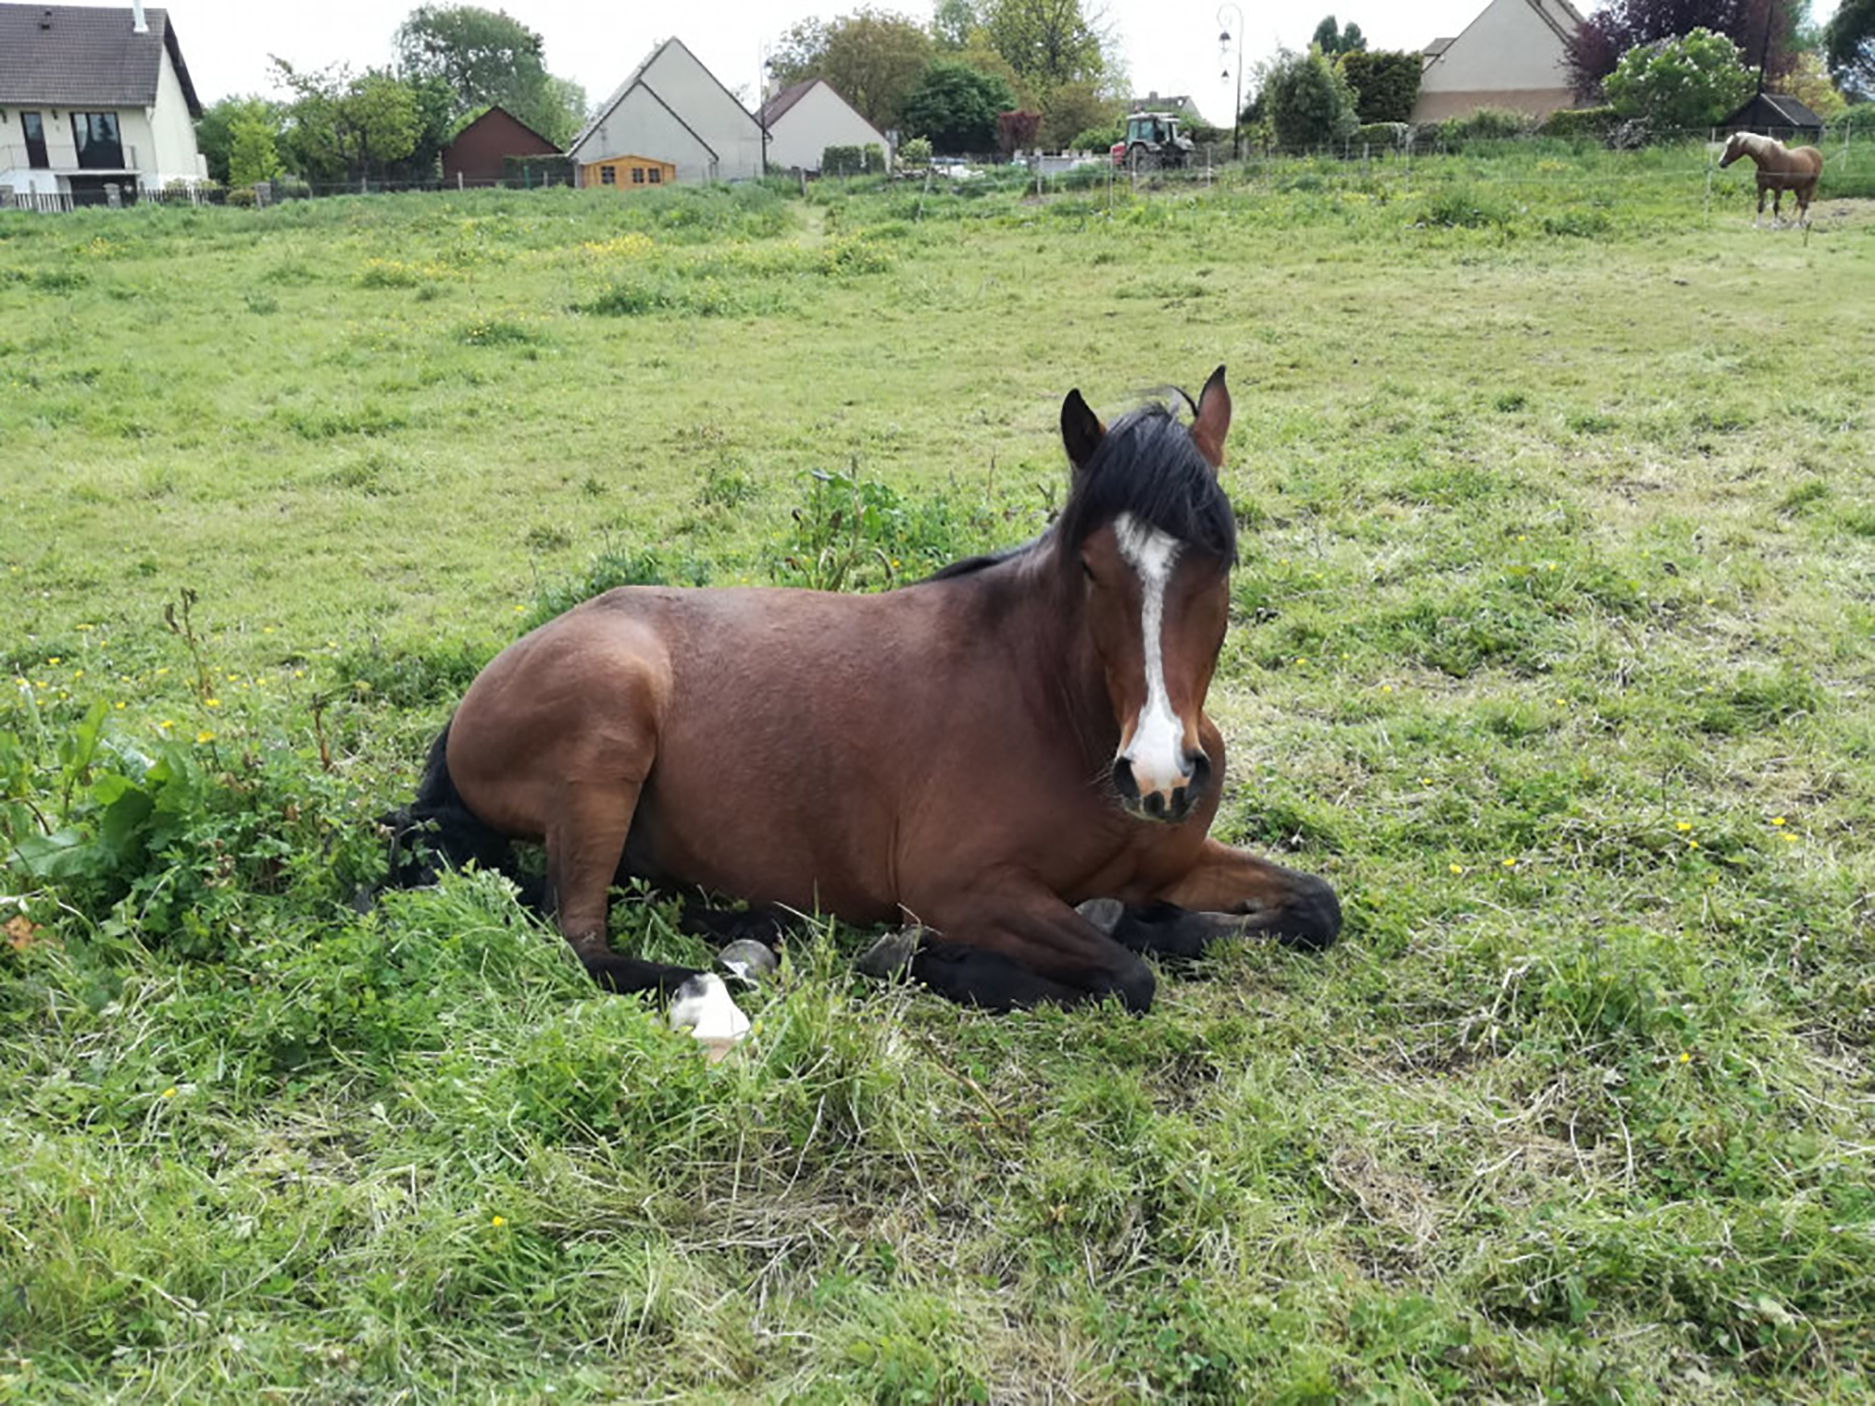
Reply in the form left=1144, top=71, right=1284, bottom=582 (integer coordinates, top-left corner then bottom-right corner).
left=1055, top=402, right=1237, bottom=563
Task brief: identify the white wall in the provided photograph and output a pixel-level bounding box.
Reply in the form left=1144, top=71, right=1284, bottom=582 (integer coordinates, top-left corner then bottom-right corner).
left=1420, top=0, right=1570, bottom=96
left=579, top=84, right=719, bottom=183
left=765, top=83, right=889, bottom=173
left=573, top=40, right=763, bottom=183
left=147, top=45, right=207, bottom=183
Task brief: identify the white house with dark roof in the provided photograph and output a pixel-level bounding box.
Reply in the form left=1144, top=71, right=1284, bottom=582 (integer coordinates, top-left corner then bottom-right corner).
left=757, top=79, right=891, bottom=175
left=0, top=1, right=205, bottom=203
left=1413, top=0, right=1586, bottom=123
left=567, top=38, right=762, bottom=186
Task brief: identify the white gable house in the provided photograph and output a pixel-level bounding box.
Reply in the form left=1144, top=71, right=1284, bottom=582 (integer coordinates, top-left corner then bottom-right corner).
left=0, top=1, right=206, bottom=205
left=1413, top=0, right=1586, bottom=123
left=569, top=38, right=763, bottom=185
left=757, top=79, right=891, bottom=175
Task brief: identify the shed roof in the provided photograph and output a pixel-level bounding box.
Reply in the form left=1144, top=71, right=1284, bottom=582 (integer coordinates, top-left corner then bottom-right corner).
left=756, top=79, right=815, bottom=129
left=1722, top=92, right=1823, bottom=129
left=444, top=104, right=560, bottom=156
left=0, top=3, right=201, bottom=116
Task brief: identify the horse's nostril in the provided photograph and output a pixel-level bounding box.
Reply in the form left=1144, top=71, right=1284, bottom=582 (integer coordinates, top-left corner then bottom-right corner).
left=1112, top=757, right=1140, bottom=803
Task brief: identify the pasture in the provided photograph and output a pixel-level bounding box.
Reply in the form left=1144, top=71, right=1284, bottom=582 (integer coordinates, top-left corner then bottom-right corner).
left=3, top=146, right=1874, bottom=1400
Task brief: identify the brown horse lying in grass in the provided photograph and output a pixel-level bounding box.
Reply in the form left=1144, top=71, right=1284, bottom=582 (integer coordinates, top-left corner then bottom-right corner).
left=1719, top=131, right=1823, bottom=229
left=387, top=367, right=1340, bottom=1013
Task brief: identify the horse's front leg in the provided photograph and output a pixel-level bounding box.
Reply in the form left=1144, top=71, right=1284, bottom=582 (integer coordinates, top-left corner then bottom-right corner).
left=907, top=885, right=1158, bottom=1012
left=1142, top=839, right=1342, bottom=952
left=1755, top=184, right=1767, bottom=228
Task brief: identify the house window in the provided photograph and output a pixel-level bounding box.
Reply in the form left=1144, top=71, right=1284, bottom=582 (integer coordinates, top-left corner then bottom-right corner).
left=73, top=111, right=124, bottom=169
left=631, top=166, right=644, bottom=184
left=648, top=167, right=661, bottom=184
left=600, top=165, right=616, bottom=185
left=23, top=111, right=48, bottom=168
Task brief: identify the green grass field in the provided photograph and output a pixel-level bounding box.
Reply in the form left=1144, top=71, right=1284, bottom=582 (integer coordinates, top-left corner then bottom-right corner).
left=3, top=146, right=1873, bottom=1401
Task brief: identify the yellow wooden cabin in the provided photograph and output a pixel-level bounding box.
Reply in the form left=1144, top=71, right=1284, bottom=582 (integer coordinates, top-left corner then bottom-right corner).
left=580, top=155, right=677, bottom=190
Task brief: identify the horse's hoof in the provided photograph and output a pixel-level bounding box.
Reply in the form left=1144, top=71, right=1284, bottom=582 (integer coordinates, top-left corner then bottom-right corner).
left=857, top=925, right=924, bottom=978
left=669, top=973, right=751, bottom=1061
left=1075, top=897, right=1125, bottom=934
left=717, top=938, right=779, bottom=984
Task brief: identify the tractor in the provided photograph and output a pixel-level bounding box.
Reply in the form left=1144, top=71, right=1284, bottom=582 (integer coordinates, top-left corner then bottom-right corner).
left=1111, top=112, right=1195, bottom=172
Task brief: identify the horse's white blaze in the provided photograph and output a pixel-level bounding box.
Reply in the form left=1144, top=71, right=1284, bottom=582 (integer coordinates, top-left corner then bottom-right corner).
left=1113, top=512, right=1187, bottom=797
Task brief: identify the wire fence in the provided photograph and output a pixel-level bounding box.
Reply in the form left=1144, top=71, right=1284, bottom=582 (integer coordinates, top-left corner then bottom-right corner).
left=2, top=123, right=1866, bottom=215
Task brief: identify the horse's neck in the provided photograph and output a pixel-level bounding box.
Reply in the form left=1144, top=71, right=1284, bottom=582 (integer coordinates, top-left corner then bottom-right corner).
left=994, top=549, right=1121, bottom=755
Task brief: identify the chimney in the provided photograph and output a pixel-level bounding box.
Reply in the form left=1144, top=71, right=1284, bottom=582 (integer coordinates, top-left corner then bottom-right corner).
left=132, top=0, right=147, bottom=34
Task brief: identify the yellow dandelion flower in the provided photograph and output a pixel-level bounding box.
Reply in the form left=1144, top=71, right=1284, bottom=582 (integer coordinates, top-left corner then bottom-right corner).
left=1686, top=840, right=1699, bottom=850
left=1678, top=1052, right=1691, bottom=1064
left=1782, top=833, right=1797, bottom=843
left=1501, top=857, right=1517, bottom=868
left=1770, top=816, right=1786, bottom=827
left=47, top=657, right=60, bottom=666
left=196, top=730, right=215, bottom=744
left=1675, top=822, right=1692, bottom=833
left=160, top=1086, right=177, bottom=1099
left=1380, top=684, right=1393, bottom=694
left=204, top=698, right=220, bottom=708
left=1449, top=862, right=1464, bottom=874
left=490, top=1214, right=506, bottom=1227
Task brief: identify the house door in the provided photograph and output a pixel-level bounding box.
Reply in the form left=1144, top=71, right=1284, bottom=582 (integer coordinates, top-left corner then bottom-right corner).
left=23, top=112, right=49, bottom=168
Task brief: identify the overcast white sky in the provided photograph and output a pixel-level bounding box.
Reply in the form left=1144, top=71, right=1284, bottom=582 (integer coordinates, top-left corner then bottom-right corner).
left=158, top=0, right=1846, bottom=126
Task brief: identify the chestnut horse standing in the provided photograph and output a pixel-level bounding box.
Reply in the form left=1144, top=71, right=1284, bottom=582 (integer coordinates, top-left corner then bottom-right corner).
left=1720, top=131, right=1823, bottom=228
left=389, top=368, right=1340, bottom=1012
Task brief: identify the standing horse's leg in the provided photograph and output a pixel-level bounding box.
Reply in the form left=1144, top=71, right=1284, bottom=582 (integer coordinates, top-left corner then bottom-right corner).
left=1145, top=840, right=1342, bottom=952
left=911, top=887, right=1158, bottom=1012
left=1754, top=183, right=1767, bottom=228
left=547, top=779, right=700, bottom=996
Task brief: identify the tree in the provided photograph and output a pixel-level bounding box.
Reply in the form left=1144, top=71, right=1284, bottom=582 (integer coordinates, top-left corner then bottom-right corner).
left=1782, top=48, right=1849, bottom=119
left=228, top=106, right=283, bottom=186
left=898, top=60, right=1017, bottom=152
left=982, top=0, right=1109, bottom=91
left=1036, top=77, right=1118, bottom=148
left=1565, top=0, right=1802, bottom=100
left=1823, top=0, right=1875, bottom=99
left=273, top=60, right=421, bottom=181
left=1603, top=27, right=1754, bottom=129
left=765, top=8, right=934, bottom=131
left=1262, top=47, right=1358, bottom=149
left=195, top=96, right=281, bottom=184
left=393, top=5, right=585, bottom=145
left=932, top=0, right=982, bottom=50
left=1311, top=16, right=1367, bottom=56
left=1337, top=50, right=1420, bottom=123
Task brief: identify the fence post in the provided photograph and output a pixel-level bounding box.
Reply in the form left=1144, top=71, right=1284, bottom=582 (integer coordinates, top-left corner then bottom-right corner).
left=457, top=171, right=464, bottom=191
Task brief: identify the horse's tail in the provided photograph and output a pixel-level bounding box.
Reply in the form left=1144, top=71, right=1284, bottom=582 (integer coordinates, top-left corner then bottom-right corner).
left=381, top=720, right=530, bottom=897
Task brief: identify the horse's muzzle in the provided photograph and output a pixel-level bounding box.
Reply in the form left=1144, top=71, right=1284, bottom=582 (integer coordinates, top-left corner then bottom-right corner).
left=1112, top=750, right=1211, bottom=823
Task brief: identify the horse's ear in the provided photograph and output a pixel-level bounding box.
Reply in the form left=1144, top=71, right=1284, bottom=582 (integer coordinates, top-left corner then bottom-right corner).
left=1061, top=389, right=1105, bottom=472
left=1190, top=365, right=1230, bottom=470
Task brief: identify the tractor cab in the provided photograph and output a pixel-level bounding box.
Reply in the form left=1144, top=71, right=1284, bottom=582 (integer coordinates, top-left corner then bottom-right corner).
left=1114, top=112, right=1195, bottom=171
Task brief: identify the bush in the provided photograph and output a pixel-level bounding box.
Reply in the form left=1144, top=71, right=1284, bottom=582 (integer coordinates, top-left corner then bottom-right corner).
left=897, top=136, right=933, bottom=167
left=1338, top=50, right=1422, bottom=124
left=1539, top=105, right=1620, bottom=140
left=1604, top=28, right=1753, bottom=132
left=1440, top=107, right=1537, bottom=147
left=1264, top=47, right=1360, bottom=151
left=1357, top=121, right=1412, bottom=151
left=1070, top=124, right=1121, bottom=152
left=1827, top=103, right=1875, bottom=137
left=822, top=145, right=865, bottom=176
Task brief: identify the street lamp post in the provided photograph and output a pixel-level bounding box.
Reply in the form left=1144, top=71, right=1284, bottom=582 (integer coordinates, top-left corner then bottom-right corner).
left=1217, top=4, right=1244, bottom=163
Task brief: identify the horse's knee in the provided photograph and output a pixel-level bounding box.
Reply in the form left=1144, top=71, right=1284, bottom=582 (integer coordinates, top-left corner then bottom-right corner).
left=1273, top=874, right=1342, bottom=952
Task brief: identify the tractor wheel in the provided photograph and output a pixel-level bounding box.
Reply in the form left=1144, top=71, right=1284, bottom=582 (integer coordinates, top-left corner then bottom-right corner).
left=1128, top=145, right=1160, bottom=175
